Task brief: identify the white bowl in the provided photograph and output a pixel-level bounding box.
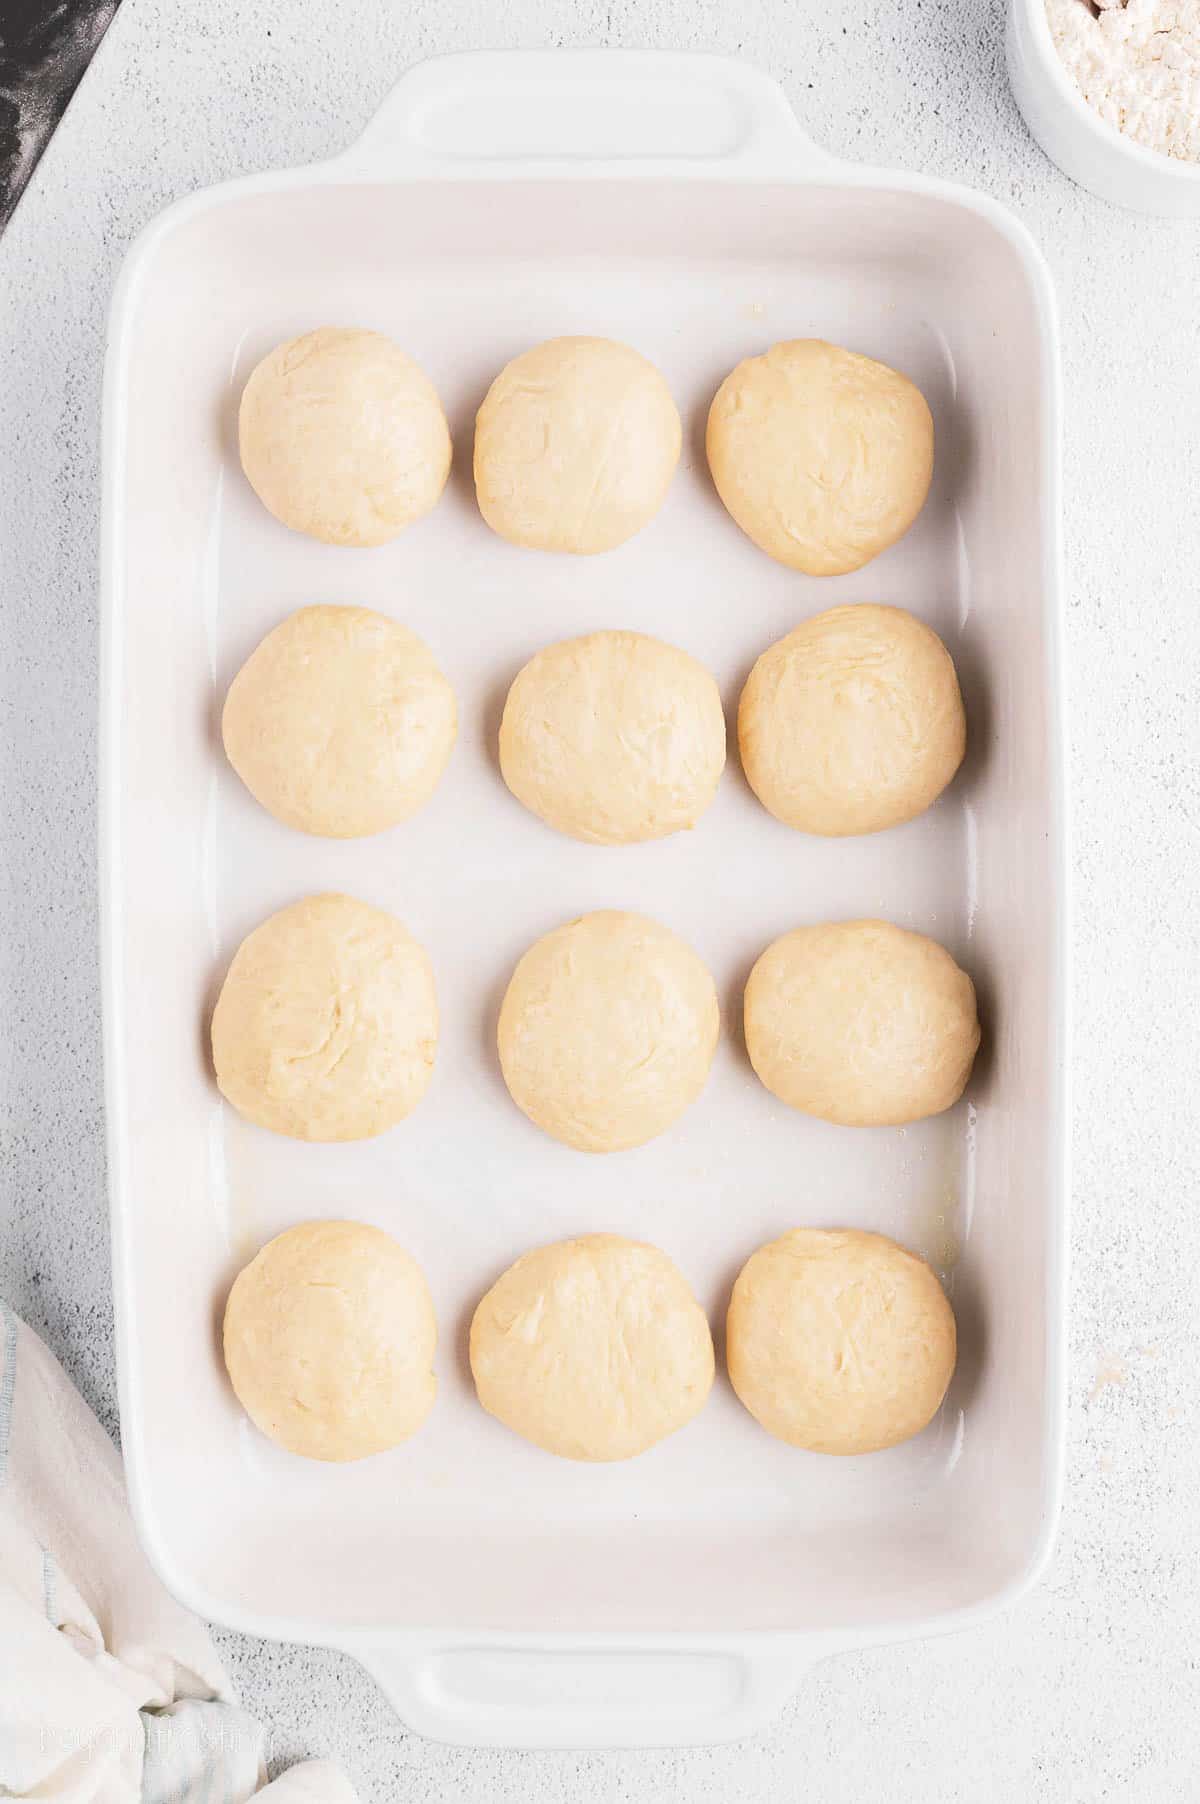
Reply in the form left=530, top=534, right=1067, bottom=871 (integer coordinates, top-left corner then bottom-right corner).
left=1007, top=0, right=1200, bottom=214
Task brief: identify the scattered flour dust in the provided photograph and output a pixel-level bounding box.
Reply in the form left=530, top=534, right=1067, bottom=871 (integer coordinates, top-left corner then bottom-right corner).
left=1088, top=1355, right=1128, bottom=1401
left=1046, top=0, right=1200, bottom=161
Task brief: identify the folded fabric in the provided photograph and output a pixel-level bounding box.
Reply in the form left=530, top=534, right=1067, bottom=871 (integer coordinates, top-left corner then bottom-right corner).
left=0, top=1299, right=358, bottom=1803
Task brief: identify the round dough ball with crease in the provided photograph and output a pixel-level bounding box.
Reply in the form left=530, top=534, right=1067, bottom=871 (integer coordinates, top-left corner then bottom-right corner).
left=238, top=328, right=451, bottom=547
left=222, top=605, right=457, bottom=838
left=727, top=1229, right=956, bottom=1454
left=471, top=1234, right=714, bottom=1460
left=211, top=893, right=437, bottom=1142
left=744, top=920, right=979, bottom=1127
left=474, top=337, right=681, bottom=554
left=499, top=631, right=725, bottom=844
left=739, top=605, right=965, bottom=837
left=707, top=339, right=934, bottom=576
left=497, top=911, right=719, bottom=1152
left=223, top=1220, right=437, bottom=1461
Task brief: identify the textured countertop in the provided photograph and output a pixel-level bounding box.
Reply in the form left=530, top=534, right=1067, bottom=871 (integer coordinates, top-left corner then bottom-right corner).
left=2, top=1, right=1198, bottom=1797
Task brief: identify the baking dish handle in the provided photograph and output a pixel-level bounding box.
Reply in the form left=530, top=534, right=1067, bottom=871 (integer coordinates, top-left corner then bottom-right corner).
left=338, top=50, right=835, bottom=178
left=351, top=1641, right=812, bottom=1748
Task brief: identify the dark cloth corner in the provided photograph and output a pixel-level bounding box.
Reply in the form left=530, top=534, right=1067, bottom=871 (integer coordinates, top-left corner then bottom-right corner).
left=0, top=0, right=121, bottom=231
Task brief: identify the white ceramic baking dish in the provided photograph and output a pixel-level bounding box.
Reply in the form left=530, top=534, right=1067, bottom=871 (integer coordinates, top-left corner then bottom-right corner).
left=100, top=51, right=1068, bottom=1749
left=1007, top=0, right=1200, bottom=215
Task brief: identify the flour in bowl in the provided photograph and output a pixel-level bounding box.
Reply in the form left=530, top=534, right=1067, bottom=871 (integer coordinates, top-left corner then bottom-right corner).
left=1046, top=0, right=1200, bottom=161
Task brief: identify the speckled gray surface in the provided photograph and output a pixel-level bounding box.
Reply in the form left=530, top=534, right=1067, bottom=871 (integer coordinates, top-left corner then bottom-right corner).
left=2, top=0, right=1199, bottom=1796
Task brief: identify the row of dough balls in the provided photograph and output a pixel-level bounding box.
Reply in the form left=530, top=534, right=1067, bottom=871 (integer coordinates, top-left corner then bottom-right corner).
left=223, top=1222, right=957, bottom=1464
left=223, top=602, right=966, bottom=842
left=239, top=328, right=934, bottom=574
left=211, top=898, right=980, bottom=1149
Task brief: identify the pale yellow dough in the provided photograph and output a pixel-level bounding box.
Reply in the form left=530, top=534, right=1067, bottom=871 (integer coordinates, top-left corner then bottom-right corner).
left=744, top=920, right=979, bottom=1127
left=738, top=605, right=965, bottom=837
left=211, top=893, right=437, bottom=1142
left=706, top=339, right=934, bottom=576
left=222, top=605, right=457, bottom=838
left=497, top=911, right=719, bottom=1152
left=727, top=1228, right=957, bottom=1454
left=223, top=1220, right=437, bottom=1461
left=499, top=631, right=725, bottom=844
left=470, top=1234, right=714, bottom=1460
left=474, top=337, right=681, bottom=554
left=238, top=328, right=451, bottom=547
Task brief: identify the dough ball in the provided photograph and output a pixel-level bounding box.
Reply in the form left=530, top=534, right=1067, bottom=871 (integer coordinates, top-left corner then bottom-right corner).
left=222, top=605, right=457, bottom=838
left=744, top=920, right=979, bottom=1127
left=211, top=893, right=437, bottom=1141
left=497, top=910, right=719, bottom=1152
left=470, top=1234, right=714, bottom=1460
left=499, top=631, right=725, bottom=844
left=238, top=327, right=451, bottom=547
left=474, top=336, right=681, bottom=554
left=738, top=605, right=965, bottom=836
left=223, top=1220, right=436, bottom=1461
left=706, top=339, right=934, bottom=576
left=727, top=1228, right=956, bottom=1454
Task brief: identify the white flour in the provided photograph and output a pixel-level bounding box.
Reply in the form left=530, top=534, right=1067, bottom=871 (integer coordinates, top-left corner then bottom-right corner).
left=1046, top=0, right=1200, bottom=161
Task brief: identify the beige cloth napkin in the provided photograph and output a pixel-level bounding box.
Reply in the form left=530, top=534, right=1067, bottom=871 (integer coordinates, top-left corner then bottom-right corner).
left=0, top=1300, right=358, bottom=1803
